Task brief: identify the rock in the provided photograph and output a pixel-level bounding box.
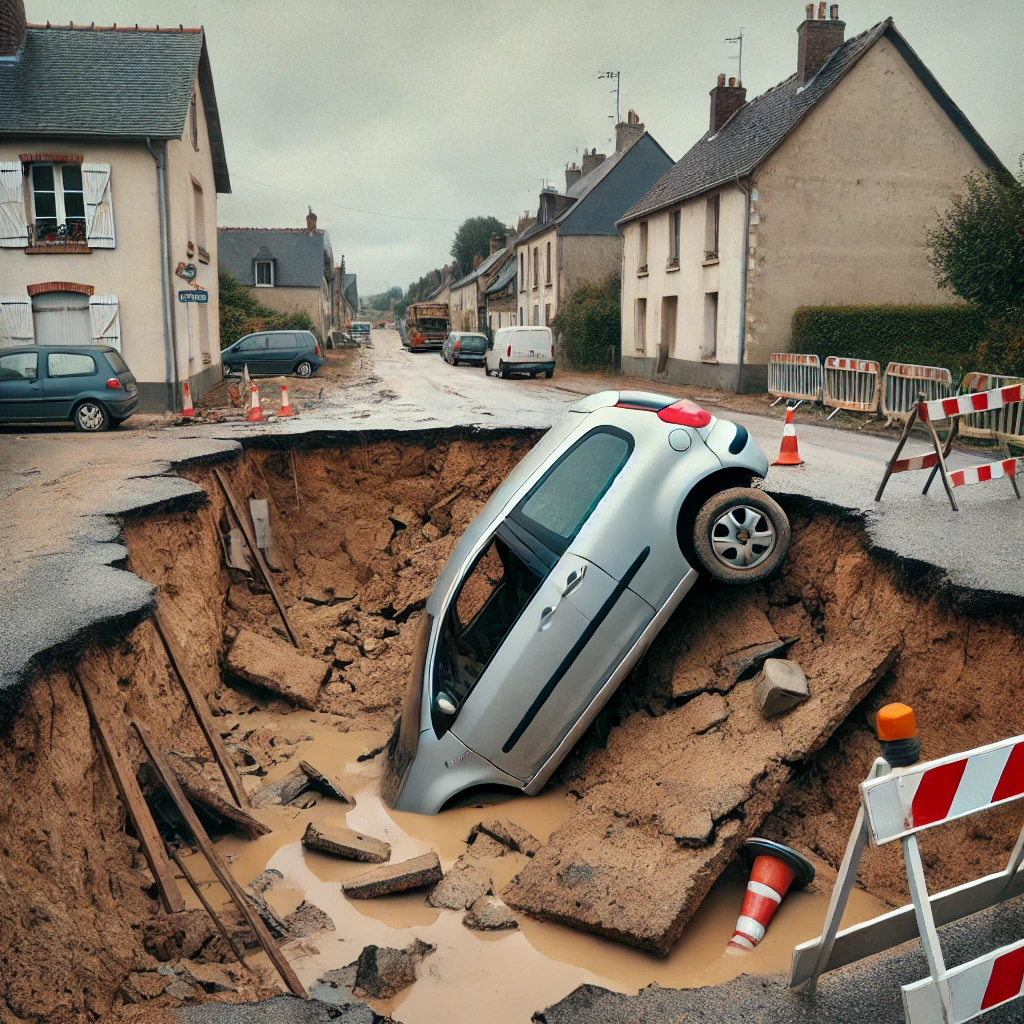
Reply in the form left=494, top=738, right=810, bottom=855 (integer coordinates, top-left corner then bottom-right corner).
left=282, top=900, right=336, bottom=937
left=299, top=760, right=356, bottom=806
left=302, top=822, right=390, bottom=863
left=343, top=852, right=443, bottom=899
left=163, top=979, right=198, bottom=1001
left=426, top=856, right=491, bottom=910
left=177, top=960, right=237, bottom=993
left=464, top=833, right=509, bottom=861
left=126, top=972, right=171, bottom=999
left=248, top=868, right=283, bottom=894
left=468, top=818, right=541, bottom=857
left=389, top=505, right=417, bottom=529
left=421, top=522, right=441, bottom=542
left=225, top=628, right=330, bottom=709
left=251, top=765, right=311, bottom=808
left=754, top=659, right=810, bottom=718
left=463, top=895, right=518, bottom=931
left=353, top=939, right=435, bottom=1000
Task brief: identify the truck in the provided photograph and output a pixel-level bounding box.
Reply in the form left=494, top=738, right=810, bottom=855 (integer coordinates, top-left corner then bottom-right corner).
left=403, top=303, right=449, bottom=351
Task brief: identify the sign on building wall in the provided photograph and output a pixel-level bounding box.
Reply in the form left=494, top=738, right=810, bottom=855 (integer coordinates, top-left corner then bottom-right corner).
left=178, top=290, right=209, bottom=303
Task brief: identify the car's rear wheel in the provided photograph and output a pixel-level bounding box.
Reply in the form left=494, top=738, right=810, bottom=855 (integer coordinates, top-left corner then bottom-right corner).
left=74, top=400, right=110, bottom=433
left=295, top=360, right=313, bottom=377
left=500, top=361, right=510, bottom=379
left=545, top=369, right=554, bottom=378
left=692, top=487, right=789, bottom=584
left=453, top=358, right=459, bottom=366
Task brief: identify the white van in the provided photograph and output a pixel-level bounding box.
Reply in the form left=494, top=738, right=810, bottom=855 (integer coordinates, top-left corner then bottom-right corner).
left=485, top=326, right=555, bottom=379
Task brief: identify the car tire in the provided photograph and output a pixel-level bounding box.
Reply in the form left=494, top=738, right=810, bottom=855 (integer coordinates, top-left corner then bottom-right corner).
left=692, top=487, right=790, bottom=584
left=453, top=358, right=459, bottom=366
left=530, top=371, right=536, bottom=379
left=295, top=360, right=314, bottom=377
left=500, top=361, right=510, bottom=379
left=73, top=400, right=110, bottom=433
left=545, top=369, right=554, bottom=379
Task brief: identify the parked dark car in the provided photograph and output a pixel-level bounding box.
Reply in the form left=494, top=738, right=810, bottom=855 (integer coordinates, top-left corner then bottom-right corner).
left=0, top=345, right=138, bottom=431
left=442, top=332, right=488, bottom=366
left=221, top=330, right=323, bottom=377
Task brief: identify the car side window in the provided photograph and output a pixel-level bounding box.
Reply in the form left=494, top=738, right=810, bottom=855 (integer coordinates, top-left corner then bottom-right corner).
left=47, top=352, right=96, bottom=377
left=0, top=352, right=38, bottom=380
left=512, top=427, right=634, bottom=553
left=236, top=335, right=267, bottom=353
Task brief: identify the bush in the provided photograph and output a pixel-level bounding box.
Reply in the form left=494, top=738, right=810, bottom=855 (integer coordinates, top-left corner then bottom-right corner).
left=550, top=276, right=621, bottom=369
left=218, top=269, right=316, bottom=350
left=788, top=303, right=1024, bottom=379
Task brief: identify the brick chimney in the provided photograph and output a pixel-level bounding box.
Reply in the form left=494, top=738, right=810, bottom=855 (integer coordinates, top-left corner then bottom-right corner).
left=709, top=73, right=747, bottom=134
left=797, top=2, right=845, bottom=86
left=581, top=148, right=606, bottom=178
left=306, top=206, right=317, bottom=234
left=472, top=254, right=483, bottom=271
left=516, top=211, right=536, bottom=237
left=615, top=109, right=645, bottom=153
left=565, top=163, right=582, bottom=191
left=489, top=233, right=506, bottom=256
left=0, top=0, right=27, bottom=57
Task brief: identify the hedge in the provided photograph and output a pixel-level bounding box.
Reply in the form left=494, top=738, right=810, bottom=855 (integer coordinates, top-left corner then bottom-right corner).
left=550, top=275, right=620, bottom=369
left=790, top=304, right=1024, bottom=382
left=218, top=269, right=317, bottom=350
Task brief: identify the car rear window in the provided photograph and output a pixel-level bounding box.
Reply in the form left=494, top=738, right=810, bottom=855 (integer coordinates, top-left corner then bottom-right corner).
left=460, top=335, right=487, bottom=352
left=48, top=352, right=96, bottom=377
left=106, top=351, right=129, bottom=374
left=514, top=428, right=633, bottom=549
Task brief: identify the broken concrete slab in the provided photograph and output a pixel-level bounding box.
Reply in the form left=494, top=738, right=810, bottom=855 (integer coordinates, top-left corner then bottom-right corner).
left=468, top=818, right=541, bottom=857
left=249, top=498, right=285, bottom=572
left=249, top=868, right=283, bottom=894
left=251, top=761, right=355, bottom=810
left=342, top=852, right=443, bottom=899
left=755, top=659, right=810, bottom=717
left=426, top=856, right=491, bottom=910
left=224, top=527, right=251, bottom=581
left=302, top=822, right=390, bottom=864
left=177, top=959, right=238, bottom=994
left=225, top=628, right=330, bottom=710
left=464, top=895, right=518, bottom=931
left=282, top=900, right=336, bottom=937
left=353, top=939, right=435, bottom=1000
left=299, top=760, right=356, bottom=806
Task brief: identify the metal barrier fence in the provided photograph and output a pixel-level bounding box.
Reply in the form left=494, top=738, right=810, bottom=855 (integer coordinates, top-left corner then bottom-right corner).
left=881, top=362, right=954, bottom=424
left=768, top=353, right=822, bottom=404
left=958, top=371, right=1024, bottom=444
left=823, top=357, right=880, bottom=418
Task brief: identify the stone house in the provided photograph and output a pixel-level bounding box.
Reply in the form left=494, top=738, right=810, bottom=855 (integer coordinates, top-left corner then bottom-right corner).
left=618, top=6, right=1006, bottom=393
left=332, top=257, right=358, bottom=331
left=515, top=112, right=673, bottom=334
left=218, top=210, right=337, bottom=345
left=0, top=4, right=230, bottom=411
left=449, top=236, right=510, bottom=332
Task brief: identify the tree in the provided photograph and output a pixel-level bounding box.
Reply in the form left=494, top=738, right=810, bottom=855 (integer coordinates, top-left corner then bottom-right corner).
left=450, top=216, right=508, bottom=275
left=927, top=160, right=1024, bottom=321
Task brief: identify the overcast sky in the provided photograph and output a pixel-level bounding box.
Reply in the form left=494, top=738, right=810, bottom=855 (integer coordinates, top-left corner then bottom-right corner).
left=35, top=0, right=1024, bottom=294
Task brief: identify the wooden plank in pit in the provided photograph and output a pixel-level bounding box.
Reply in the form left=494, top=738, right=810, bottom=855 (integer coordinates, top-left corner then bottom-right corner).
left=76, top=674, right=185, bottom=914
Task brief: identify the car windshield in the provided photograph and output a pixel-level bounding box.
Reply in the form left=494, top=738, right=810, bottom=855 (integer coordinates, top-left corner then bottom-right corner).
left=459, top=335, right=487, bottom=352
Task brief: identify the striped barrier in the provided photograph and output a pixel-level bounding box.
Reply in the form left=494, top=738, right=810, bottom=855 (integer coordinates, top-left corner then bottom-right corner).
left=881, top=362, right=954, bottom=425
left=823, top=357, right=880, bottom=418
left=958, top=372, right=1024, bottom=446
left=875, top=382, right=1023, bottom=511
left=792, top=731, right=1024, bottom=1024
left=768, top=353, right=822, bottom=406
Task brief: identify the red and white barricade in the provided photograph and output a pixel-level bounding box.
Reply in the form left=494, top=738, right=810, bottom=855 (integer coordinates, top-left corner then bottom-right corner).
left=881, top=362, right=954, bottom=425
left=791, top=734, right=1024, bottom=1024
left=875, top=382, right=1024, bottom=511
left=768, top=353, right=822, bottom=407
left=823, top=356, right=881, bottom=419
left=958, top=372, right=1024, bottom=446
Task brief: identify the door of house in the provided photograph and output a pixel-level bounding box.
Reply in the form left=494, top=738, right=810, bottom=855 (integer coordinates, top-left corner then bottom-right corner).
left=657, top=296, right=676, bottom=376
left=32, top=292, right=92, bottom=347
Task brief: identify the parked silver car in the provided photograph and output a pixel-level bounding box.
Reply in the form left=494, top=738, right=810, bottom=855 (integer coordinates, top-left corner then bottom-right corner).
left=383, top=391, right=790, bottom=814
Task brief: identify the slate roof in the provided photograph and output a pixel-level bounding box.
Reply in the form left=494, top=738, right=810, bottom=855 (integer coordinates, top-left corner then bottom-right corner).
left=620, top=19, right=1004, bottom=224
left=218, top=228, right=332, bottom=288
left=484, top=255, right=517, bottom=296
left=0, top=25, right=230, bottom=192
left=451, top=246, right=509, bottom=290
left=342, top=273, right=358, bottom=311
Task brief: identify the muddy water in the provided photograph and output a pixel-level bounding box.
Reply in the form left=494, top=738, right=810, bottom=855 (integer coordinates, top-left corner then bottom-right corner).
left=181, top=710, right=886, bottom=1020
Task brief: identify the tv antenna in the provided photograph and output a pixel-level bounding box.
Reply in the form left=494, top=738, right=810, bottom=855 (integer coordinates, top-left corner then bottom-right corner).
left=725, top=29, right=745, bottom=84
left=598, top=71, right=621, bottom=124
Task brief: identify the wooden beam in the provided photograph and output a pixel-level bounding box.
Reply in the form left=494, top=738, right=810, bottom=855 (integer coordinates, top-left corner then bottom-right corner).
left=213, top=468, right=301, bottom=649
left=76, top=674, right=185, bottom=914
left=153, top=608, right=251, bottom=809
left=133, top=720, right=307, bottom=1000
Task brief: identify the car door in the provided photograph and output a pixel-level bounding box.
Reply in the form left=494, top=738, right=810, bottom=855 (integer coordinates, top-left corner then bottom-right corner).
left=447, top=426, right=655, bottom=781
left=43, top=350, right=97, bottom=419
left=231, top=334, right=268, bottom=373
left=271, top=333, right=298, bottom=373
left=0, top=351, right=44, bottom=420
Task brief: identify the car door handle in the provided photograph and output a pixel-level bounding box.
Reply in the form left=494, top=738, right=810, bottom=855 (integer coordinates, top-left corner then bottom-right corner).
left=562, top=564, right=586, bottom=597
left=539, top=604, right=557, bottom=631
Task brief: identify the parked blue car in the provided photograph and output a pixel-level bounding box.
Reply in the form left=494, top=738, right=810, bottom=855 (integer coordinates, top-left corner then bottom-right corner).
left=222, top=330, right=323, bottom=377
left=0, top=345, right=138, bottom=431
left=442, top=331, right=488, bottom=366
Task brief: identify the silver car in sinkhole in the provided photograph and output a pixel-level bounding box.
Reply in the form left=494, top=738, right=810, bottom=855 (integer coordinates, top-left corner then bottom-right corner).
left=382, top=391, right=790, bottom=815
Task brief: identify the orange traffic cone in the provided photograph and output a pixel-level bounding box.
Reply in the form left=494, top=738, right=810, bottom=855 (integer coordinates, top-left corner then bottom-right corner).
left=247, top=379, right=263, bottom=423
left=181, top=380, right=195, bottom=420
left=727, top=839, right=815, bottom=954
left=771, top=404, right=803, bottom=466
left=278, top=383, right=294, bottom=417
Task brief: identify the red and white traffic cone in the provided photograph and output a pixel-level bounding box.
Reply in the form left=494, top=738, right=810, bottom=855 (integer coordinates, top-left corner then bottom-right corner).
left=181, top=380, right=195, bottom=420
left=726, top=839, right=815, bottom=955
left=278, top=383, right=294, bottom=417
left=771, top=404, right=803, bottom=466
left=247, top=379, right=263, bottom=423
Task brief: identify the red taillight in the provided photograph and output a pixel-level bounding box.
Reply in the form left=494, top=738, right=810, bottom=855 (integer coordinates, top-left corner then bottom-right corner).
left=105, top=377, right=121, bottom=390
left=454, top=340, right=461, bottom=351
left=657, top=399, right=712, bottom=428
left=506, top=345, right=512, bottom=358
left=315, top=343, right=321, bottom=357
left=551, top=344, right=555, bottom=357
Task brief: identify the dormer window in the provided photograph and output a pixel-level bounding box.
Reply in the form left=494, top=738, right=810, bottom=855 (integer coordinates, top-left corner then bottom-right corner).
left=255, top=260, right=274, bottom=287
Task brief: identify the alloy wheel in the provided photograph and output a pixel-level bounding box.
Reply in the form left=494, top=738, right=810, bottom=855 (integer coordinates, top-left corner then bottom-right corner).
left=710, top=505, right=776, bottom=570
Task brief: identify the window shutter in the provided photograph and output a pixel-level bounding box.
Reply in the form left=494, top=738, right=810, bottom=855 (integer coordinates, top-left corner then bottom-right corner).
left=89, top=295, right=121, bottom=351
left=83, top=163, right=115, bottom=248
left=0, top=163, right=28, bottom=248
left=0, top=296, right=34, bottom=348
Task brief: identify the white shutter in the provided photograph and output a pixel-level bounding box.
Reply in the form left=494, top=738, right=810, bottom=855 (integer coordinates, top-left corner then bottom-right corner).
left=89, top=295, right=121, bottom=351
left=83, top=163, right=115, bottom=248
left=0, top=163, right=28, bottom=248
left=0, top=296, right=34, bottom=348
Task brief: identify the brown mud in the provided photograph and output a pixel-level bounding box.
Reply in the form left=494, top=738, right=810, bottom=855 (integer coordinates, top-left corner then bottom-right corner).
left=1, top=434, right=1022, bottom=1022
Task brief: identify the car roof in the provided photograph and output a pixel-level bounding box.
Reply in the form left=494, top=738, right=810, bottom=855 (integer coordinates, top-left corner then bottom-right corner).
left=244, top=329, right=311, bottom=336
left=0, top=344, right=117, bottom=354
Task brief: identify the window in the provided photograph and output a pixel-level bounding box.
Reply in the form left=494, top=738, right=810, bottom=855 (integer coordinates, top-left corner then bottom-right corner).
left=255, top=260, right=274, bottom=287
left=47, top=352, right=95, bottom=377
left=703, top=292, right=719, bottom=360
left=513, top=428, right=633, bottom=552
left=236, top=334, right=268, bottom=352
left=192, top=183, right=206, bottom=252
left=189, top=92, right=199, bottom=151
left=705, top=194, right=720, bottom=260
left=0, top=351, right=38, bottom=380
left=106, top=351, right=129, bottom=374
left=532, top=247, right=539, bottom=290
left=532, top=305, right=539, bottom=326
left=638, top=220, right=648, bottom=272
left=519, top=253, right=524, bottom=289
left=669, top=210, right=681, bottom=267
left=635, top=298, right=647, bottom=353
left=31, top=163, right=86, bottom=241
left=519, top=306, right=524, bottom=325
left=544, top=303, right=552, bottom=325
left=545, top=241, right=552, bottom=284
